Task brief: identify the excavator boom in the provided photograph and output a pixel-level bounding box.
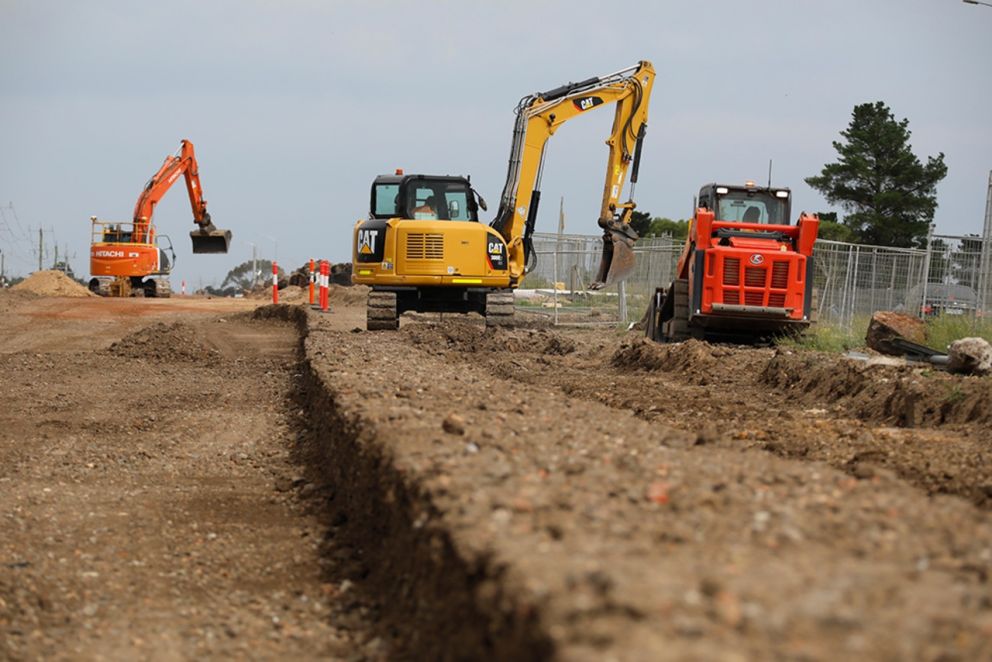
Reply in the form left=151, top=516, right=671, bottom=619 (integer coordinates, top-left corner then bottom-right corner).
left=491, top=61, right=655, bottom=289
left=133, top=139, right=231, bottom=254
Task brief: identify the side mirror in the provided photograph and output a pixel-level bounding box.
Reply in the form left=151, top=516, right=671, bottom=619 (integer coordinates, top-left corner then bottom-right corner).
left=448, top=200, right=460, bottom=218
left=470, top=188, right=488, bottom=212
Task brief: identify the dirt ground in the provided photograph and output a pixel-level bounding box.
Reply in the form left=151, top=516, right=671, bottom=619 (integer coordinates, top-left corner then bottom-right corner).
left=0, top=293, right=373, bottom=660
left=3, top=291, right=992, bottom=660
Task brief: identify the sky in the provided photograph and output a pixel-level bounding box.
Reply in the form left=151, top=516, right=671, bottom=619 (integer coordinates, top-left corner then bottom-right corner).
left=1, top=0, right=990, bottom=286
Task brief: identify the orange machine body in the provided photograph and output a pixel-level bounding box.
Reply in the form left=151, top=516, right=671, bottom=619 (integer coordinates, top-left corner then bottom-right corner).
left=90, top=221, right=163, bottom=278
left=677, top=209, right=819, bottom=322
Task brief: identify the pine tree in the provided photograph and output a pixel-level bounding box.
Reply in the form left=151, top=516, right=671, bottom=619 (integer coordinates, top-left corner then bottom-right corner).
left=805, top=101, right=947, bottom=248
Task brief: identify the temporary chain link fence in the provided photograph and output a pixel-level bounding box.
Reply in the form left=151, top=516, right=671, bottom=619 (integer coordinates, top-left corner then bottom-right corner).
left=523, top=231, right=991, bottom=329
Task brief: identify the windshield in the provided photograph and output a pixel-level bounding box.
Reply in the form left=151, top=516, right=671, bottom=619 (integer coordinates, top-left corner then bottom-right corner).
left=406, top=181, right=475, bottom=221
left=716, top=192, right=789, bottom=225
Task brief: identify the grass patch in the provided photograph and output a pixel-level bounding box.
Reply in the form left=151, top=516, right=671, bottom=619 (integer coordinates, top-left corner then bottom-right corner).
left=777, top=316, right=871, bottom=353
left=925, top=315, right=992, bottom=350
left=780, top=314, right=992, bottom=354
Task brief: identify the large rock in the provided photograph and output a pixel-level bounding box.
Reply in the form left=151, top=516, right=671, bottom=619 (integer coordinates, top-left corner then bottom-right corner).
left=866, top=311, right=927, bottom=356
left=947, top=337, right=992, bottom=376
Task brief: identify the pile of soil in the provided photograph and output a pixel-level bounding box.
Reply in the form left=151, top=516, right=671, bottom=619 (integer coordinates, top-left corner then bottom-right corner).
left=613, top=338, right=713, bottom=371
left=244, top=284, right=302, bottom=303
left=762, top=350, right=992, bottom=426
left=275, top=285, right=307, bottom=303
left=108, top=321, right=221, bottom=363
left=11, top=270, right=95, bottom=298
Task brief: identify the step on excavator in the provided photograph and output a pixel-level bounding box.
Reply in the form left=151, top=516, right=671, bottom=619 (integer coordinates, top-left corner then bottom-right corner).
left=645, top=182, right=819, bottom=343
left=89, top=139, right=232, bottom=297
left=352, top=60, right=656, bottom=330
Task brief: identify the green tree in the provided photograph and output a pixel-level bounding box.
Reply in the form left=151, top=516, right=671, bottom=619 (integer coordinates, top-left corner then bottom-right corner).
left=814, top=211, right=856, bottom=242
left=628, top=210, right=653, bottom=238
left=221, top=259, right=283, bottom=291
left=646, top=217, right=689, bottom=239
left=805, top=101, right=947, bottom=248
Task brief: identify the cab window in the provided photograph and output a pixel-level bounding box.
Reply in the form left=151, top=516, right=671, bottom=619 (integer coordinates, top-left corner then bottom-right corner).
left=373, top=183, right=399, bottom=217
left=410, top=186, right=439, bottom=219
left=443, top=190, right=470, bottom=221
left=405, top=181, right=476, bottom=221
left=716, top=193, right=788, bottom=224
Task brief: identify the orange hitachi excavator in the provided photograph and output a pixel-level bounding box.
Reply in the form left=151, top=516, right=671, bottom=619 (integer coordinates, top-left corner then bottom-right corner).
left=88, top=139, right=231, bottom=297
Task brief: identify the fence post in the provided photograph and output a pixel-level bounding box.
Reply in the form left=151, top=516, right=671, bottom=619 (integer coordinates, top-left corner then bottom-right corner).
left=618, top=280, right=628, bottom=324
left=977, top=171, right=992, bottom=317
left=920, top=224, right=935, bottom=318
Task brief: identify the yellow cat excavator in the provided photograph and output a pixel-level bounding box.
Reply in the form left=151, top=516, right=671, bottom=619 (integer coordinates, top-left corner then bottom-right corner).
left=352, top=60, right=656, bottom=329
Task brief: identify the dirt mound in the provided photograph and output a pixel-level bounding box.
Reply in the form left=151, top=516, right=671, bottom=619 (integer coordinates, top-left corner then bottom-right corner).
left=611, top=338, right=733, bottom=379
left=276, top=285, right=307, bottom=303
left=762, top=350, right=992, bottom=426
left=12, top=270, right=95, bottom=297
left=108, top=322, right=221, bottom=363
left=402, top=320, right=576, bottom=356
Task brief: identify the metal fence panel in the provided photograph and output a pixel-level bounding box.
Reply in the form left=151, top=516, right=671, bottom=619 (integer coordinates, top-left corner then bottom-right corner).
left=524, top=232, right=988, bottom=328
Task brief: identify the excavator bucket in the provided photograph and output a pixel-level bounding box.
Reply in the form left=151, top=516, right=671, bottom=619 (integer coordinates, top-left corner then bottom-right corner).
left=590, top=225, right=637, bottom=290
left=190, top=228, right=232, bottom=254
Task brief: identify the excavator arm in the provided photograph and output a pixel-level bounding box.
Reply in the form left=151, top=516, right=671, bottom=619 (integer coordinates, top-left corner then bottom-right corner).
left=490, top=60, right=655, bottom=289
left=132, top=139, right=231, bottom=254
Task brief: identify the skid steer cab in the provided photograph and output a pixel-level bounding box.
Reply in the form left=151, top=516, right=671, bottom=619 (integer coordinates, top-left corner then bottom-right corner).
left=352, top=172, right=514, bottom=330
left=645, top=182, right=819, bottom=344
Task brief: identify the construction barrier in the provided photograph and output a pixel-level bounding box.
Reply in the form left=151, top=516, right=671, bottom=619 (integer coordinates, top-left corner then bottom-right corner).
left=308, top=258, right=316, bottom=306
left=272, top=261, right=279, bottom=304
left=319, top=260, right=330, bottom=312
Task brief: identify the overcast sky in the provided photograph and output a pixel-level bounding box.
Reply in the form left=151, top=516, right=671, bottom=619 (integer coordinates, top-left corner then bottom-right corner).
left=1, top=0, right=990, bottom=285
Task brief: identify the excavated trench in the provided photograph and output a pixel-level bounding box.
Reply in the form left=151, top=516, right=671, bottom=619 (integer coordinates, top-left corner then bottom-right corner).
left=252, top=305, right=552, bottom=660
left=249, top=305, right=992, bottom=660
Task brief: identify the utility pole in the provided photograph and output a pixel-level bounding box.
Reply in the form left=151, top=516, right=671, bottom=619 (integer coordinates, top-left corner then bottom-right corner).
left=38, top=228, right=43, bottom=271
left=251, top=243, right=258, bottom=288
left=54, top=243, right=59, bottom=269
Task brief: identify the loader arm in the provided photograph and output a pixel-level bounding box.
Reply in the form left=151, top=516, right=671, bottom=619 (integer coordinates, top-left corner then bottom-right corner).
left=490, top=60, right=655, bottom=288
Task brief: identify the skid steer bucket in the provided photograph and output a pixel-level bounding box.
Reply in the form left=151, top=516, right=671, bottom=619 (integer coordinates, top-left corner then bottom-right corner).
left=190, top=228, right=232, bottom=254
left=590, top=225, right=637, bottom=290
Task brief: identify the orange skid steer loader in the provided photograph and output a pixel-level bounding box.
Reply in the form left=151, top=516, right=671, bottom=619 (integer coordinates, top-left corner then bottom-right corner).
left=645, top=182, right=819, bottom=343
